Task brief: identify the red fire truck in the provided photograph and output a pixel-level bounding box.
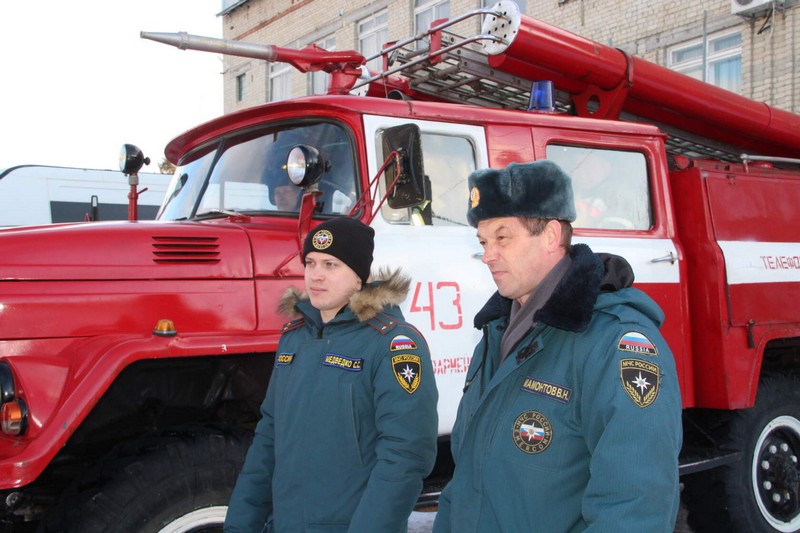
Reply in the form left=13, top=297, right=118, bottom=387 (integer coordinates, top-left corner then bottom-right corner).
left=1, top=2, right=799, bottom=531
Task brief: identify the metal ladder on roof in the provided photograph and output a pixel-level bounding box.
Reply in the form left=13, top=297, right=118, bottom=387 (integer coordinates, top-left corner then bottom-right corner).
left=352, top=8, right=563, bottom=112
left=352, top=7, right=745, bottom=163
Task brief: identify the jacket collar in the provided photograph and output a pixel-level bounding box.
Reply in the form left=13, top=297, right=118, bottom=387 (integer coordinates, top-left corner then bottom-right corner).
left=474, top=244, right=633, bottom=333
left=279, top=267, right=411, bottom=323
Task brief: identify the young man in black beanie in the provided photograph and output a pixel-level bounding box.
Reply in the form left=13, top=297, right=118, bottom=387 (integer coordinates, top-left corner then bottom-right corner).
left=434, top=160, right=682, bottom=532
left=225, top=217, right=438, bottom=533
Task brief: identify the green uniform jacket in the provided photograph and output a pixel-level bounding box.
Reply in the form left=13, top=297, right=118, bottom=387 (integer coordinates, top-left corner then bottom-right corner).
left=434, top=244, right=682, bottom=532
left=225, top=270, right=438, bottom=533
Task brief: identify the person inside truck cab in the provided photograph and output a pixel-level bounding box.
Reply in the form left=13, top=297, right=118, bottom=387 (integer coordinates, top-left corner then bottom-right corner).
left=224, top=217, right=439, bottom=533
left=269, top=178, right=301, bottom=212
left=570, top=150, right=640, bottom=230
left=433, top=160, right=682, bottom=532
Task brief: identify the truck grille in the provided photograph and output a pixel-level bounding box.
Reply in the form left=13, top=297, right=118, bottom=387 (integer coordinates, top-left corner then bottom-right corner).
left=151, top=236, right=220, bottom=263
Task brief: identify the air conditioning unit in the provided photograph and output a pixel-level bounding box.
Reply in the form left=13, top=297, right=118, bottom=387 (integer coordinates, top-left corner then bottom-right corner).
left=731, top=0, right=783, bottom=16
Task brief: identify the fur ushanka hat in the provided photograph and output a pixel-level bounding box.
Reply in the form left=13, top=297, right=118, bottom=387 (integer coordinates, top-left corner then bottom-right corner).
left=466, top=160, right=577, bottom=227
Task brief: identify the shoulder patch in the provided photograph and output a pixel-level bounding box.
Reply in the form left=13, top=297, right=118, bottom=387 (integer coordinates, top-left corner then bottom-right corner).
left=617, top=331, right=658, bottom=356
left=281, top=318, right=305, bottom=334
left=620, top=358, right=661, bottom=408
left=390, top=334, right=417, bottom=351
left=392, top=353, right=422, bottom=393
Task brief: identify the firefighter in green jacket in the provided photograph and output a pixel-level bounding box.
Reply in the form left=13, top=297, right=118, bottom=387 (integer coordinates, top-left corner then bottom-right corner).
left=433, top=160, right=682, bottom=532
left=225, top=217, right=438, bottom=533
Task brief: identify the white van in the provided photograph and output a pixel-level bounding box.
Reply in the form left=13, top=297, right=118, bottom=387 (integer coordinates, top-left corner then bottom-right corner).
left=0, top=165, right=170, bottom=227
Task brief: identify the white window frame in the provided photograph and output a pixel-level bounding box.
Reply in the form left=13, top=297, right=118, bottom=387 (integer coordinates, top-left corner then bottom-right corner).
left=667, top=30, right=742, bottom=93
left=269, top=62, right=292, bottom=102
left=414, top=0, right=450, bottom=34
left=358, top=10, right=388, bottom=74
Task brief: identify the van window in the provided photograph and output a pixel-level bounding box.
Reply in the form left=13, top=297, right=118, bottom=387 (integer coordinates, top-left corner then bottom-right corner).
left=546, top=145, right=651, bottom=230
left=379, top=132, right=476, bottom=226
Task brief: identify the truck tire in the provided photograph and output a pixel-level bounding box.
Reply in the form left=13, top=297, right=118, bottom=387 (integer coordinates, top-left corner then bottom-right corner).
left=39, top=425, right=252, bottom=533
left=684, top=374, right=800, bottom=532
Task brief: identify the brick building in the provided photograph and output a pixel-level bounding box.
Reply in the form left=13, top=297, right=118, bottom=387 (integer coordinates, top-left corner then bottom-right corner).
left=217, top=0, right=798, bottom=116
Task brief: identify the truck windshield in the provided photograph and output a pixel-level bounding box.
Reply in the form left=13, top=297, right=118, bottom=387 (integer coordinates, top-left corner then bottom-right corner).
left=157, top=121, right=358, bottom=221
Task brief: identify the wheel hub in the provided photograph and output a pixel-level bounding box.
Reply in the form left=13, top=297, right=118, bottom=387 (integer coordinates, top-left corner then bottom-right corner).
left=754, top=416, right=800, bottom=528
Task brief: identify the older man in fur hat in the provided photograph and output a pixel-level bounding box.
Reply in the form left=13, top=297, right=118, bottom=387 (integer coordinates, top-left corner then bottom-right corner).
left=433, top=161, right=682, bottom=532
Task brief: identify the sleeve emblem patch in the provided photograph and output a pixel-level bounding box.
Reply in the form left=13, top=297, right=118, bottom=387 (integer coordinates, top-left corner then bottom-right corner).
left=512, top=410, right=553, bottom=454
left=390, top=334, right=417, bottom=351
left=620, top=358, right=661, bottom=408
left=392, top=354, right=422, bottom=394
left=618, top=331, right=658, bottom=356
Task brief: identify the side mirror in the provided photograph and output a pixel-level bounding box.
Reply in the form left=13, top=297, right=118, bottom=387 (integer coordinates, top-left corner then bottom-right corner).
left=381, top=124, right=425, bottom=209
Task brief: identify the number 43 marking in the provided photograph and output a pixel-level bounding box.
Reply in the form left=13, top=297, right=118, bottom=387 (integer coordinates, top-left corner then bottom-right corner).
left=410, top=281, right=463, bottom=331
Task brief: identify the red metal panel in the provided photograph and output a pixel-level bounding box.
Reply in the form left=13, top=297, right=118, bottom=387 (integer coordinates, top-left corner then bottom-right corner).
left=0, top=221, right=254, bottom=281
left=705, top=168, right=800, bottom=243
left=0, top=332, right=281, bottom=488
left=0, top=279, right=257, bottom=340
left=485, top=124, right=535, bottom=167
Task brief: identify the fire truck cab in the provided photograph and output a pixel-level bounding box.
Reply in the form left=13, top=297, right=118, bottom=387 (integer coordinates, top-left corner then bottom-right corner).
left=1, top=3, right=799, bottom=532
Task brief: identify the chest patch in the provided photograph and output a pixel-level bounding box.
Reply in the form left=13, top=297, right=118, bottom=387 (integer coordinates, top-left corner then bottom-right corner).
left=512, top=410, right=553, bottom=454
left=521, top=377, right=572, bottom=404
left=620, top=358, right=661, bottom=408
left=390, top=334, right=417, bottom=351
left=276, top=353, right=295, bottom=366
left=322, top=353, right=363, bottom=372
left=618, top=331, right=658, bottom=356
left=392, top=354, right=422, bottom=394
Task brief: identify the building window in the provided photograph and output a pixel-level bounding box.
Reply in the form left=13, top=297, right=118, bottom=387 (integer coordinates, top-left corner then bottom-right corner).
left=310, top=35, right=336, bottom=95
left=269, top=62, right=292, bottom=102
left=358, top=10, right=388, bottom=74
left=668, top=30, right=742, bottom=93
left=414, top=0, right=450, bottom=34
left=235, top=73, right=246, bottom=102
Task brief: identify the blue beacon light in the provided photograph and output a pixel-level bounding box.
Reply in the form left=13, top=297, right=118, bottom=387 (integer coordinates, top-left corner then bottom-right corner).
left=528, top=80, right=556, bottom=112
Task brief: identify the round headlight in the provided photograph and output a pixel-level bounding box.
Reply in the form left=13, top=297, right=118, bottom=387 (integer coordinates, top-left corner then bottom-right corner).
left=286, top=145, right=324, bottom=187
left=119, top=144, right=151, bottom=175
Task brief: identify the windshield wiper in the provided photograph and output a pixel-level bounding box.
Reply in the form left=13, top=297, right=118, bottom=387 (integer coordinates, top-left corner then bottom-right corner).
left=193, top=209, right=244, bottom=220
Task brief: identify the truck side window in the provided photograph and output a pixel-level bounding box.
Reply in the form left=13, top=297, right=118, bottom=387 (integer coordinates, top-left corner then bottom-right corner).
left=378, top=132, right=476, bottom=226
left=546, top=145, right=652, bottom=230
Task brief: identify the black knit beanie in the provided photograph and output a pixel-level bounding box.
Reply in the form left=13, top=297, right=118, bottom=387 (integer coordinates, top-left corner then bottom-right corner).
left=302, top=218, right=375, bottom=284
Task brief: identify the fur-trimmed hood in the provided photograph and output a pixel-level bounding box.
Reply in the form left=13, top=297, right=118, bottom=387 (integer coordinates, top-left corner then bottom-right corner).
left=279, top=267, right=411, bottom=323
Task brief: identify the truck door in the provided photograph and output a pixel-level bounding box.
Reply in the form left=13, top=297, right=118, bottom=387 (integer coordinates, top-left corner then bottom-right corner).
left=364, top=115, right=492, bottom=435
left=546, top=143, right=690, bottom=402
